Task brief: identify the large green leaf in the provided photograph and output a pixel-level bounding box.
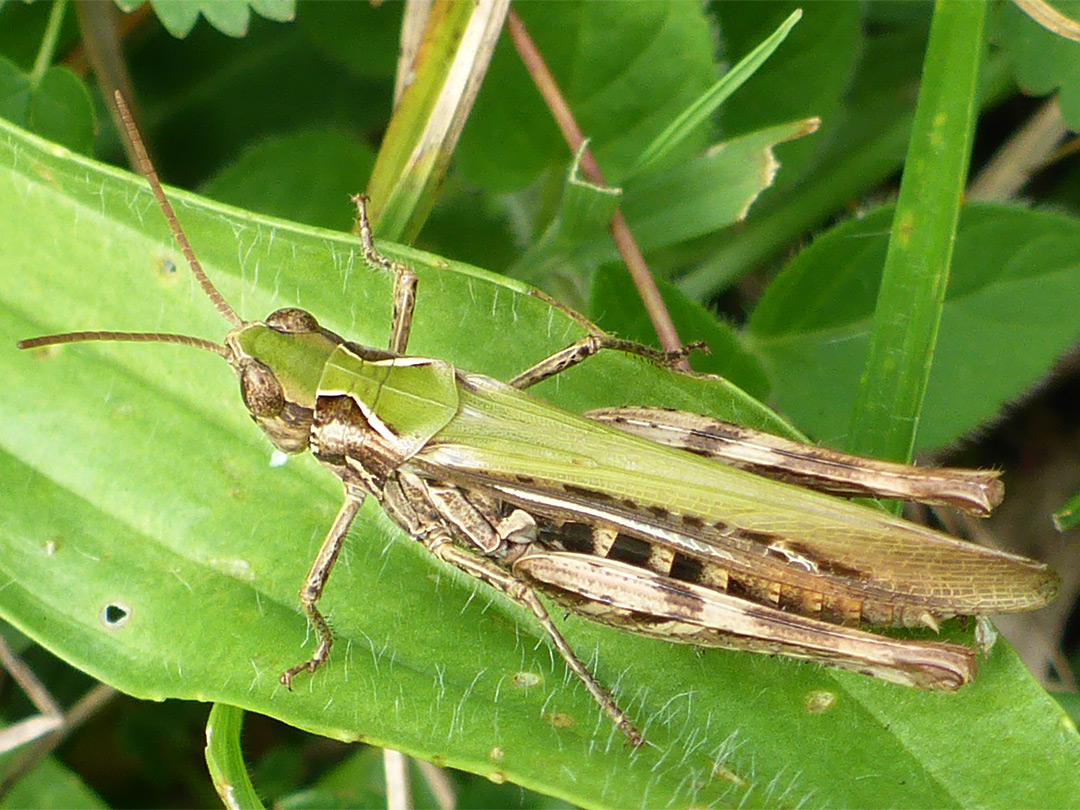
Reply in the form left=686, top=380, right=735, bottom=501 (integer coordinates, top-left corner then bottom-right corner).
left=2, top=120, right=1079, bottom=808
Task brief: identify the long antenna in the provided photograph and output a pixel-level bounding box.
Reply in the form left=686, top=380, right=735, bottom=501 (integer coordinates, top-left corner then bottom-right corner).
left=112, top=90, right=243, bottom=327
left=18, top=331, right=228, bottom=358
left=17, top=92, right=241, bottom=357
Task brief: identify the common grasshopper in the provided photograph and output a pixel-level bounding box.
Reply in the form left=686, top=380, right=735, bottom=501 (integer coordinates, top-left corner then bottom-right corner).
left=19, top=94, right=1059, bottom=748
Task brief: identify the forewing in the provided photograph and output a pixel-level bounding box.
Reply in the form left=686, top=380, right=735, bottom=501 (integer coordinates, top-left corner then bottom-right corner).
left=413, top=374, right=1058, bottom=617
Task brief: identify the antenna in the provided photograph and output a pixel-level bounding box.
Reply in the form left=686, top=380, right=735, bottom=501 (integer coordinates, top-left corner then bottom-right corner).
left=18, top=330, right=228, bottom=358
left=112, top=91, right=242, bottom=327
left=17, top=92, right=243, bottom=357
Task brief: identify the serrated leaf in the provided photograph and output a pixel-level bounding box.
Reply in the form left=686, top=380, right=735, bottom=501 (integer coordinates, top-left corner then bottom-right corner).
left=750, top=203, right=1080, bottom=452
left=197, top=1, right=253, bottom=38
left=3, top=120, right=1079, bottom=808
left=141, top=0, right=201, bottom=38
left=514, top=119, right=817, bottom=287
left=116, top=0, right=295, bottom=39
left=249, top=0, right=294, bottom=24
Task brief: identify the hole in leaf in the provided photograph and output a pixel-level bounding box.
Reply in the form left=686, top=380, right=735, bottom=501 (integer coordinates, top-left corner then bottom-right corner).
left=102, top=603, right=130, bottom=628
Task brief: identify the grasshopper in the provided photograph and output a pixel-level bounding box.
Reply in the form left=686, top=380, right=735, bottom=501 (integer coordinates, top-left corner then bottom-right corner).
left=19, top=94, right=1059, bottom=748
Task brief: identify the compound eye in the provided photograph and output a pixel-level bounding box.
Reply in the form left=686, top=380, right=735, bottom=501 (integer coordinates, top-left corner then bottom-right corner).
left=240, top=359, right=284, bottom=418
left=265, top=308, right=319, bottom=334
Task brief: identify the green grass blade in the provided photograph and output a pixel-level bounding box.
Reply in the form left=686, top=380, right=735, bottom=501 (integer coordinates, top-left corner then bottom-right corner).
left=847, top=0, right=986, bottom=465
left=630, top=10, right=802, bottom=178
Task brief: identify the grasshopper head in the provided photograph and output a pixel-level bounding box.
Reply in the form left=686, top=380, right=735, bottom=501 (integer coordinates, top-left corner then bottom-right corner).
left=224, top=308, right=340, bottom=454
left=18, top=306, right=341, bottom=456
left=17, top=94, right=349, bottom=460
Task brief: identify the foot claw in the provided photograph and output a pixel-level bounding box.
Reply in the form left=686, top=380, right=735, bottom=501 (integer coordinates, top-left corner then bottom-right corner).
left=279, top=661, right=316, bottom=690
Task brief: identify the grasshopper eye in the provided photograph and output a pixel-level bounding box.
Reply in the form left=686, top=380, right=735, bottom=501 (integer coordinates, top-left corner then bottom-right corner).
left=240, top=359, right=285, bottom=418
left=266, top=308, right=319, bottom=334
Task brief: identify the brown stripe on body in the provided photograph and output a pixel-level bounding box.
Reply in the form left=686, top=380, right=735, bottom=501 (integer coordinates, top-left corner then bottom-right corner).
left=523, top=504, right=933, bottom=630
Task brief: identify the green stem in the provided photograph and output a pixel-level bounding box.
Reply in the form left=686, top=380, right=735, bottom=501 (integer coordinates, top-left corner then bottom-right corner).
left=205, top=704, right=264, bottom=810
left=30, top=0, right=68, bottom=89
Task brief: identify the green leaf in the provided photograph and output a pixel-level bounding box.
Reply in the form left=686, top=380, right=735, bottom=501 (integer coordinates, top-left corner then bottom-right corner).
left=994, top=0, right=1080, bottom=130
left=1053, top=490, right=1080, bottom=532
left=506, top=141, right=625, bottom=294
left=457, top=1, right=718, bottom=191
left=3, top=119, right=1079, bottom=808
left=114, top=0, right=295, bottom=39
left=749, top=203, right=1080, bottom=453
left=555, top=141, right=622, bottom=246
left=200, top=129, right=377, bottom=232
left=514, top=119, right=818, bottom=287
left=0, top=755, right=107, bottom=810
left=0, top=58, right=94, bottom=154
left=676, top=8, right=922, bottom=298
left=711, top=1, right=862, bottom=189
left=676, top=8, right=1017, bottom=301
left=28, top=67, right=94, bottom=155
left=621, top=119, right=818, bottom=252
